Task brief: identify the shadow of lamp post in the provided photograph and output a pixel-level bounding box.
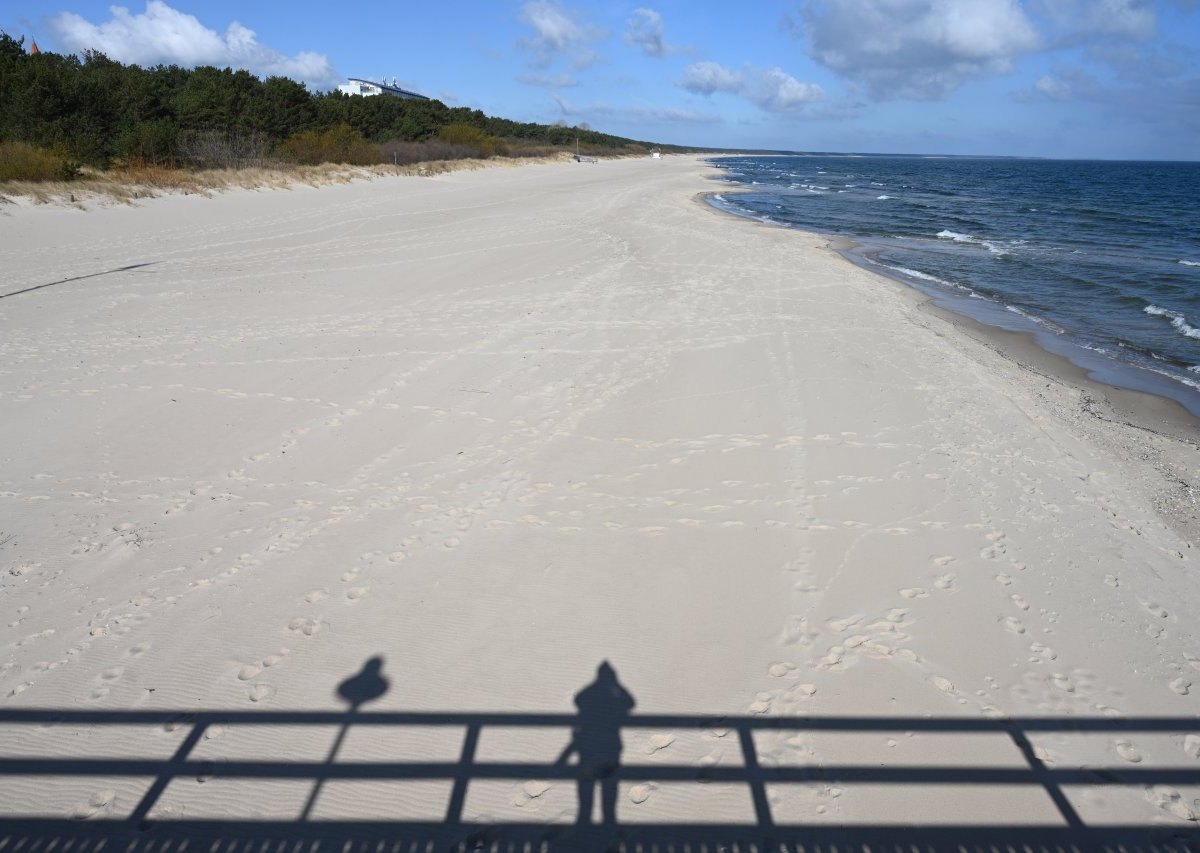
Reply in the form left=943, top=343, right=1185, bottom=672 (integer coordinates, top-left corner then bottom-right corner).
left=299, top=657, right=389, bottom=821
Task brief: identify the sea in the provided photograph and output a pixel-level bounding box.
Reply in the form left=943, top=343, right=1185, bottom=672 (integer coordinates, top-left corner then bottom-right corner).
left=707, top=155, right=1200, bottom=417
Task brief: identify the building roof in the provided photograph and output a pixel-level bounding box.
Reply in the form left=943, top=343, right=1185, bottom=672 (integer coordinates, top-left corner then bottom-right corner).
left=345, top=77, right=430, bottom=101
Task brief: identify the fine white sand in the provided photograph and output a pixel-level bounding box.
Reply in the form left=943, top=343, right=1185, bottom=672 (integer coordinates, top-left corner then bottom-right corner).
left=1, top=156, right=1197, bottom=838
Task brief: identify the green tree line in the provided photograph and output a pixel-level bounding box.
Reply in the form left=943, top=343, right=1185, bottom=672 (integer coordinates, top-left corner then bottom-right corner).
left=0, top=32, right=676, bottom=174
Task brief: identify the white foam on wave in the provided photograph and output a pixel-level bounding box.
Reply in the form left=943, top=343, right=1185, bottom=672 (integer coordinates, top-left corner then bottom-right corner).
left=1144, top=305, right=1200, bottom=339
left=1006, top=305, right=1065, bottom=333
left=1145, top=363, right=1200, bottom=391
left=870, top=260, right=967, bottom=291
left=936, top=229, right=1017, bottom=257
left=876, top=195, right=892, bottom=200
left=937, top=229, right=979, bottom=243
left=1180, top=260, right=1200, bottom=267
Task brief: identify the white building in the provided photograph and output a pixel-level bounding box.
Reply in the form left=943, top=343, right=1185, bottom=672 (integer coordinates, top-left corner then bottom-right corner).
left=336, top=77, right=430, bottom=101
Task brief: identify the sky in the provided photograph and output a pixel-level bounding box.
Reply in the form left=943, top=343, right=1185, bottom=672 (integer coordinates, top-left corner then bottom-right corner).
left=3, top=0, right=1199, bottom=160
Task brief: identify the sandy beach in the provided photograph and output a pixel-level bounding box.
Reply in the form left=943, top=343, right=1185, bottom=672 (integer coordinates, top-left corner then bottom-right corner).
left=1, top=156, right=1197, bottom=848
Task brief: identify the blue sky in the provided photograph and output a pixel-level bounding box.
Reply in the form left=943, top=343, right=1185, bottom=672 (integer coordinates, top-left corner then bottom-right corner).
left=4, top=0, right=1199, bottom=159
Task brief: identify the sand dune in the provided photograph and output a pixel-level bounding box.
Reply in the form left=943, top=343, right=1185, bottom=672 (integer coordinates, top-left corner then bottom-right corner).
left=0, top=156, right=1197, bottom=847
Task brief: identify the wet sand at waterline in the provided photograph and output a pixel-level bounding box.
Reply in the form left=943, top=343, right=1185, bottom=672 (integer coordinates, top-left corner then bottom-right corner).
left=1, top=156, right=1197, bottom=845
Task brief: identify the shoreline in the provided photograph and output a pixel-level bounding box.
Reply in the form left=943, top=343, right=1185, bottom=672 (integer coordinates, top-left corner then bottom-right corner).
left=700, top=161, right=1200, bottom=422
left=695, top=184, right=1198, bottom=542
left=698, top=183, right=1200, bottom=429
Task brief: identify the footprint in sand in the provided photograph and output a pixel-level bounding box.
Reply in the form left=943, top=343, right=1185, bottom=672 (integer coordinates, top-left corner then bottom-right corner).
left=899, top=588, right=927, bottom=599
left=1146, top=787, right=1197, bottom=822
left=1029, top=642, right=1057, bottom=662
left=1050, top=673, right=1075, bottom=693
left=100, top=666, right=124, bottom=682
left=934, top=573, right=956, bottom=590
left=816, top=646, right=846, bottom=670
left=73, top=789, right=116, bottom=820
left=237, top=665, right=261, bottom=681
left=1001, top=616, right=1026, bottom=635
left=780, top=615, right=818, bottom=647
left=628, top=783, right=657, bottom=804
left=791, top=683, right=818, bottom=699
left=1169, top=678, right=1191, bottom=696
left=1183, top=734, right=1200, bottom=759
left=346, top=586, right=368, bottom=601
left=248, top=684, right=274, bottom=703
left=748, top=692, right=773, bottom=714
left=1140, top=600, right=1169, bottom=619
left=644, top=734, right=675, bottom=754
left=512, top=780, right=551, bottom=807
left=304, top=589, right=327, bottom=604
left=1115, top=740, right=1143, bottom=763
left=980, top=533, right=1007, bottom=560
left=826, top=614, right=864, bottom=633
left=287, top=617, right=324, bottom=637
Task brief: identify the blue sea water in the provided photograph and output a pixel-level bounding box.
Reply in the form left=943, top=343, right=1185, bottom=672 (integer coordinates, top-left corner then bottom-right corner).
left=708, top=155, right=1200, bottom=416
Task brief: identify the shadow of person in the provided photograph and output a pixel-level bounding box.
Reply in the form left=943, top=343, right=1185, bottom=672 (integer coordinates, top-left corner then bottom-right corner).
left=300, top=656, right=390, bottom=820
left=556, top=661, right=635, bottom=827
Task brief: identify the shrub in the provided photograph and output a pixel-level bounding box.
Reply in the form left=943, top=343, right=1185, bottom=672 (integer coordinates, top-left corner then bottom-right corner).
left=437, top=124, right=504, bottom=157
left=379, top=139, right=480, bottom=165
left=0, top=141, right=80, bottom=181
left=177, top=129, right=271, bottom=169
left=277, top=123, right=383, bottom=166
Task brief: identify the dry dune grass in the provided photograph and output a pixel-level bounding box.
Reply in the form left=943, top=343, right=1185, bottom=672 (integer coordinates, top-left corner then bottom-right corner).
left=0, top=151, right=577, bottom=209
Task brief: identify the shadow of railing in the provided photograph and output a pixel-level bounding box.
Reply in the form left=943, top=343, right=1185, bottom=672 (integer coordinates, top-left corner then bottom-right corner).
left=1, top=683, right=1198, bottom=850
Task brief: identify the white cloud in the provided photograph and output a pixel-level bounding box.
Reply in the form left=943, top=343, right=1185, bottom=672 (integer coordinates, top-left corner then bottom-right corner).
left=518, top=1, right=605, bottom=69
left=50, top=0, right=338, bottom=88
left=680, top=61, right=745, bottom=95
left=679, top=61, right=823, bottom=112
left=747, top=66, right=824, bottom=110
left=798, top=0, right=1040, bottom=99
left=624, top=8, right=672, bottom=58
